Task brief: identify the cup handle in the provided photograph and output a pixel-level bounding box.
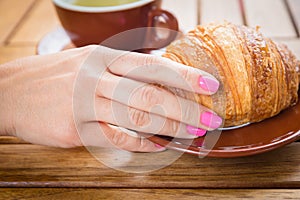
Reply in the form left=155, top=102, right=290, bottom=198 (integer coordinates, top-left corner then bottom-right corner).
left=144, top=9, right=179, bottom=49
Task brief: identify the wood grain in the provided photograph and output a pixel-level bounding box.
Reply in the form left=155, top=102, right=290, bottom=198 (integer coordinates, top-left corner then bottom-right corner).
left=0, top=45, right=36, bottom=64
left=0, top=137, right=29, bottom=144
left=275, top=39, right=300, bottom=59
left=243, top=0, right=297, bottom=38
left=0, top=0, right=36, bottom=43
left=8, top=0, right=60, bottom=44
left=162, top=0, right=198, bottom=32
left=0, top=189, right=299, bottom=200
left=0, top=143, right=300, bottom=188
left=199, top=0, right=244, bottom=25
left=287, top=0, right=300, bottom=35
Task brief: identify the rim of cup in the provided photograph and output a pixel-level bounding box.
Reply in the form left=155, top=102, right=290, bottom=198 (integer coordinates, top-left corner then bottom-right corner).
left=53, top=0, right=155, bottom=13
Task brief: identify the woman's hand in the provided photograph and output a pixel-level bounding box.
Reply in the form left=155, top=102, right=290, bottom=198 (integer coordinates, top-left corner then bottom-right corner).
left=0, top=45, right=222, bottom=152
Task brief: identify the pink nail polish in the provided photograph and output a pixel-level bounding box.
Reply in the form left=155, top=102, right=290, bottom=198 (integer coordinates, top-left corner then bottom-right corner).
left=155, top=144, right=164, bottom=149
left=199, top=76, right=219, bottom=93
left=186, top=125, right=207, bottom=137
left=200, top=111, right=223, bottom=129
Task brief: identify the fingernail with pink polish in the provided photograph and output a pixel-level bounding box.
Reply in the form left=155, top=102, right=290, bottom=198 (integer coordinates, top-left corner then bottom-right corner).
left=155, top=144, right=166, bottom=151
left=186, top=125, right=207, bottom=137
left=200, top=111, right=223, bottom=129
left=199, top=76, right=219, bottom=93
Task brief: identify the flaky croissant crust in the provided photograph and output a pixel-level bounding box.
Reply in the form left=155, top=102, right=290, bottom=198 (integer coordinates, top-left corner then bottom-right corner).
left=163, top=22, right=300, bottom=127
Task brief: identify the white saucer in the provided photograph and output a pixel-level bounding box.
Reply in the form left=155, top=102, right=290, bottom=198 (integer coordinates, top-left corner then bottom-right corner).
left=37, top=27, right=169, bottom=55
left=37, top=27, right=75, bottom=55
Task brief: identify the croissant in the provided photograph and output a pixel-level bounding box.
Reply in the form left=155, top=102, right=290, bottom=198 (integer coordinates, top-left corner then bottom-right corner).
left=163, top=22, right=300, bottom=127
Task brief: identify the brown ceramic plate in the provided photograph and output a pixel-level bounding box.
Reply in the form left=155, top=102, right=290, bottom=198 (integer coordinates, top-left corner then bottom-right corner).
left=142, top=94, right=300, bottom=158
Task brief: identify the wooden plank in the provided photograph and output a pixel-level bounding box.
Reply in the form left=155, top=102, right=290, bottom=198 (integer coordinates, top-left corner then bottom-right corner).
left=0, top=0, right=36, bottom=43
left=162, top=0, right=198, bottom=32
left=0, top=137, right=29, bottom=144
left=275, top=39, right=300, bottom=60
left=0, top=189, right=299, bottom=200
left=199, top=0, right=244, bottom=25
left=287, top=0, right=300, bottom=35
left=0, top=143, right=300, bottom=188
left=9, top=0, right=60, bottom=44
left=243, top=0, right=297, bottom=38
left=0, top=45, right=36, bottom=64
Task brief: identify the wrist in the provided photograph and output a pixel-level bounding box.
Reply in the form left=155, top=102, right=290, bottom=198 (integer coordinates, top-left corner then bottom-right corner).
left=0, top=62, right=18, bottom=136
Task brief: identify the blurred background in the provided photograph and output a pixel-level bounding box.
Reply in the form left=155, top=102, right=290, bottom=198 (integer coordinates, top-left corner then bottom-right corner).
left=0, top=0, right=299, bottom=64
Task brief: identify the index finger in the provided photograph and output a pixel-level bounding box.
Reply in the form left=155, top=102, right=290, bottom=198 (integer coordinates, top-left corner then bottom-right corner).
left=101, top=47, right=220, bottom=95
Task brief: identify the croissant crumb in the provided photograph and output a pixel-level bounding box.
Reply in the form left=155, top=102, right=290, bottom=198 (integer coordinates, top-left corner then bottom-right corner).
left=163, top=22, right=299, bottom=127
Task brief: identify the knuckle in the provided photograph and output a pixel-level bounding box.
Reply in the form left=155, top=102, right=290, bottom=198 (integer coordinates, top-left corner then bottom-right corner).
left=179, top=67, right=193, bottom=82
left=111, top=130, right=127, bottom=147
left=137, top=85, right=163, bottom=106
left=162, top=120, right=180, bottom=137
left=54, top=126, right=81, bottom=148
left=135, top=138, right=148, bottom=152
left=82, top=45, right=98, bottom=54
left=139, top=54, right=159, bottom=66
left=62, top=127, right=79, bottom=142
left=87, top=44, right=99, bottom=50
left=170, top=120, right=180, bottom=134
left=182, top=102, right=198, bottom=124
left=128, top=107, right=150, bottom=127
left=137, top=55, right=168, bottom=75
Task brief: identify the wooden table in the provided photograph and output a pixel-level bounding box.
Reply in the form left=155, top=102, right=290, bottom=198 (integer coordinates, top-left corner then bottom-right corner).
left=0, top=0, right=300, bottom=199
